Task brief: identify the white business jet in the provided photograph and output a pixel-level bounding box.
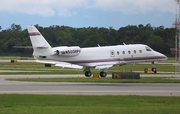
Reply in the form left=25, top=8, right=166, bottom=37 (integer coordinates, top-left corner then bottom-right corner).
left=27, top=25, right=167, bottom=77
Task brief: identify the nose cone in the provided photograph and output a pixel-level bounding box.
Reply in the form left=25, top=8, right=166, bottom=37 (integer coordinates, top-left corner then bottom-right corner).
left=162, top=54, right=168, bottom=60
left=157, top=52, right=168, bottom=61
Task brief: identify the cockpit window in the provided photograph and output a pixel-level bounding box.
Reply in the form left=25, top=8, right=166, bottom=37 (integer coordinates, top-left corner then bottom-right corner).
left=146, top=47, right=152, bottom=51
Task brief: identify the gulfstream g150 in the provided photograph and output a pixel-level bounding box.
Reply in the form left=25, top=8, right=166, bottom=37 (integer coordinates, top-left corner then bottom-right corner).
left=27, top=25, right=167, bottom=77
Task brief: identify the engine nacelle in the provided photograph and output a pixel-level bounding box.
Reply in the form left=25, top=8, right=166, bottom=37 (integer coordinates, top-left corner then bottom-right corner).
left=54, top=46, right=81, bottom=57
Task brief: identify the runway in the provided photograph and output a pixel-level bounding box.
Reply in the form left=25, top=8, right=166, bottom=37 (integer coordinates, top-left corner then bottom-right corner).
left=0, top=75, right=180, bottom=96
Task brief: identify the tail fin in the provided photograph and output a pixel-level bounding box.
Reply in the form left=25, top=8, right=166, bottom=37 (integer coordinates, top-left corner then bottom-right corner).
left=27, top=25, right=51, bottom=49
left=27, top=25, right=52, bottom=57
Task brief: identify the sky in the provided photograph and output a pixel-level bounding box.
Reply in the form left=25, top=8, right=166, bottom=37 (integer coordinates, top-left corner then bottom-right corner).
left=0, top=0, right=177, bottom=30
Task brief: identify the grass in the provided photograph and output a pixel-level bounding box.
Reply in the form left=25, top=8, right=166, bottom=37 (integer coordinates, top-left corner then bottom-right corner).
left=0, top=62, right=176, bottom=75
left=7, top=77, right=180, bottom=83
left=0, top=94, right=180, bottom=114
left=0, top=56, right=176, bottom=75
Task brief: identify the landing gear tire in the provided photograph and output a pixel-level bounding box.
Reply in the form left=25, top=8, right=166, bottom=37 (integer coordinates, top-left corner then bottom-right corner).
left=85, top=71, right=92, bottom=77
left=100, top=72, right=107, bottom=77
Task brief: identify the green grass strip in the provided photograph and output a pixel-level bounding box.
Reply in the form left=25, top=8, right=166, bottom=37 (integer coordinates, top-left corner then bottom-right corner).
left=7, top=77, right=180, bottom=83
left=0, top=94, right=179, bottom=114
left=0, top=61, right=176, bottom=75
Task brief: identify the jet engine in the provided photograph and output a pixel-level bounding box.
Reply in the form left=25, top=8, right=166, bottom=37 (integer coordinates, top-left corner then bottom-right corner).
left=54, top=46, right=81, bottom=57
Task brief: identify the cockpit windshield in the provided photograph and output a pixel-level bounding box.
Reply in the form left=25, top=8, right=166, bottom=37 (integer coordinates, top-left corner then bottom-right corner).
left=145, top=46, right=152, bottom=51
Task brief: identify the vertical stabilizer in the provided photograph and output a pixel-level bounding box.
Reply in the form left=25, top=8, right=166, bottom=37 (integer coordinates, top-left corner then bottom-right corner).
left=27, top=25, right=51, bottom=48
left=27, top=25, right=52, bottom=57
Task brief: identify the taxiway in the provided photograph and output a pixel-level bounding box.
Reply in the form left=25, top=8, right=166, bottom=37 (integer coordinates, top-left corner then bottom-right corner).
left=0, top=74, right=180, bottom=96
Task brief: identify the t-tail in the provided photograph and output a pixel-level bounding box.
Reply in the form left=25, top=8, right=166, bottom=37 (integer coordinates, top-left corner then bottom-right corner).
left=27, top=25, right=53, bottom=58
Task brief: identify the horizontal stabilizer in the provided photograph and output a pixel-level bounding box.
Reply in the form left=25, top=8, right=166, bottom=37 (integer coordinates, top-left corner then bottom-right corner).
left=36, top=46, right=49, bottom=49
left=13, top=46, right=32, bottom=49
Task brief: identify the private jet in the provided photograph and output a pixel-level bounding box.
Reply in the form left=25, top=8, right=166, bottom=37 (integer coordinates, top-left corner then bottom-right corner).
left=27, top=25, right=167, bottom=77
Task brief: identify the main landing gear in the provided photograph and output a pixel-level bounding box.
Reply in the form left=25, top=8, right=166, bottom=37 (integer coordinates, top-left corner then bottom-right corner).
left=84, top=67, right=107, bottom=77
left=85, top=71, right=92, bottom=77
left=100, top=71, right=107, bottom=77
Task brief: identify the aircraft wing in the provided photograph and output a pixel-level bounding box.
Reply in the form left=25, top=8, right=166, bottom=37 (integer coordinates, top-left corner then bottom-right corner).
left=93, top=60, right=126, bottom=70
left=87, top=61, right=121, bottom=70
left=95, top=65, right=113, bottom=69
left=34, top=57, right=83, bottom=69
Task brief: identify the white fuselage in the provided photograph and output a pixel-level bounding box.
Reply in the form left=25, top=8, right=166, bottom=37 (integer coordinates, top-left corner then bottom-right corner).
left=43, top=44, right=167, bottom=67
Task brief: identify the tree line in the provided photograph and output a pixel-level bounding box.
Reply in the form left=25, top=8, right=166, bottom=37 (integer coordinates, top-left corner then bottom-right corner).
left=0, top=23, right=176, bottom=56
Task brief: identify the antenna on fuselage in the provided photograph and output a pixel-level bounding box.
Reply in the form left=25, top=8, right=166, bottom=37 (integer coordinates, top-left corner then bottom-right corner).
left=97, top=44, right=101, bottom=47
left=123, top=42, right=126, bottom=45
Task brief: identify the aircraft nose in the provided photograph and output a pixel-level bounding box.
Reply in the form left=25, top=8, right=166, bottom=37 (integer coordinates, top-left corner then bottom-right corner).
left=163, top=54, right=168, bottom=60
left=159, top=53, right=168, bottom=60
left=154, top=51, right=167, bottom=61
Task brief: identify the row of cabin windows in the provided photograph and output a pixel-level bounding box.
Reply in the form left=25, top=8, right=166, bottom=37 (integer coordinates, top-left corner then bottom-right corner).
left=115, top=50, right=142, bottom=55
left=111, top=47, right=152, bottom=56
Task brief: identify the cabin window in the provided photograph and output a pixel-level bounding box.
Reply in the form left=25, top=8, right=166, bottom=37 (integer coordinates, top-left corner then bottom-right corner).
left=146, top=47, right=152, bottom=51
left=134, top=50, right=136, bottom=54
left=128, top=51, right=131, bottom=54
left=122, top=51, right=125, bottom=54
left=139, top=50, right=142, bottom=53
left=117, top=51, right=120, bottom=55
left=111, top=52, right=114, bottom=55
left=110, top=50, right=115, bottom=57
